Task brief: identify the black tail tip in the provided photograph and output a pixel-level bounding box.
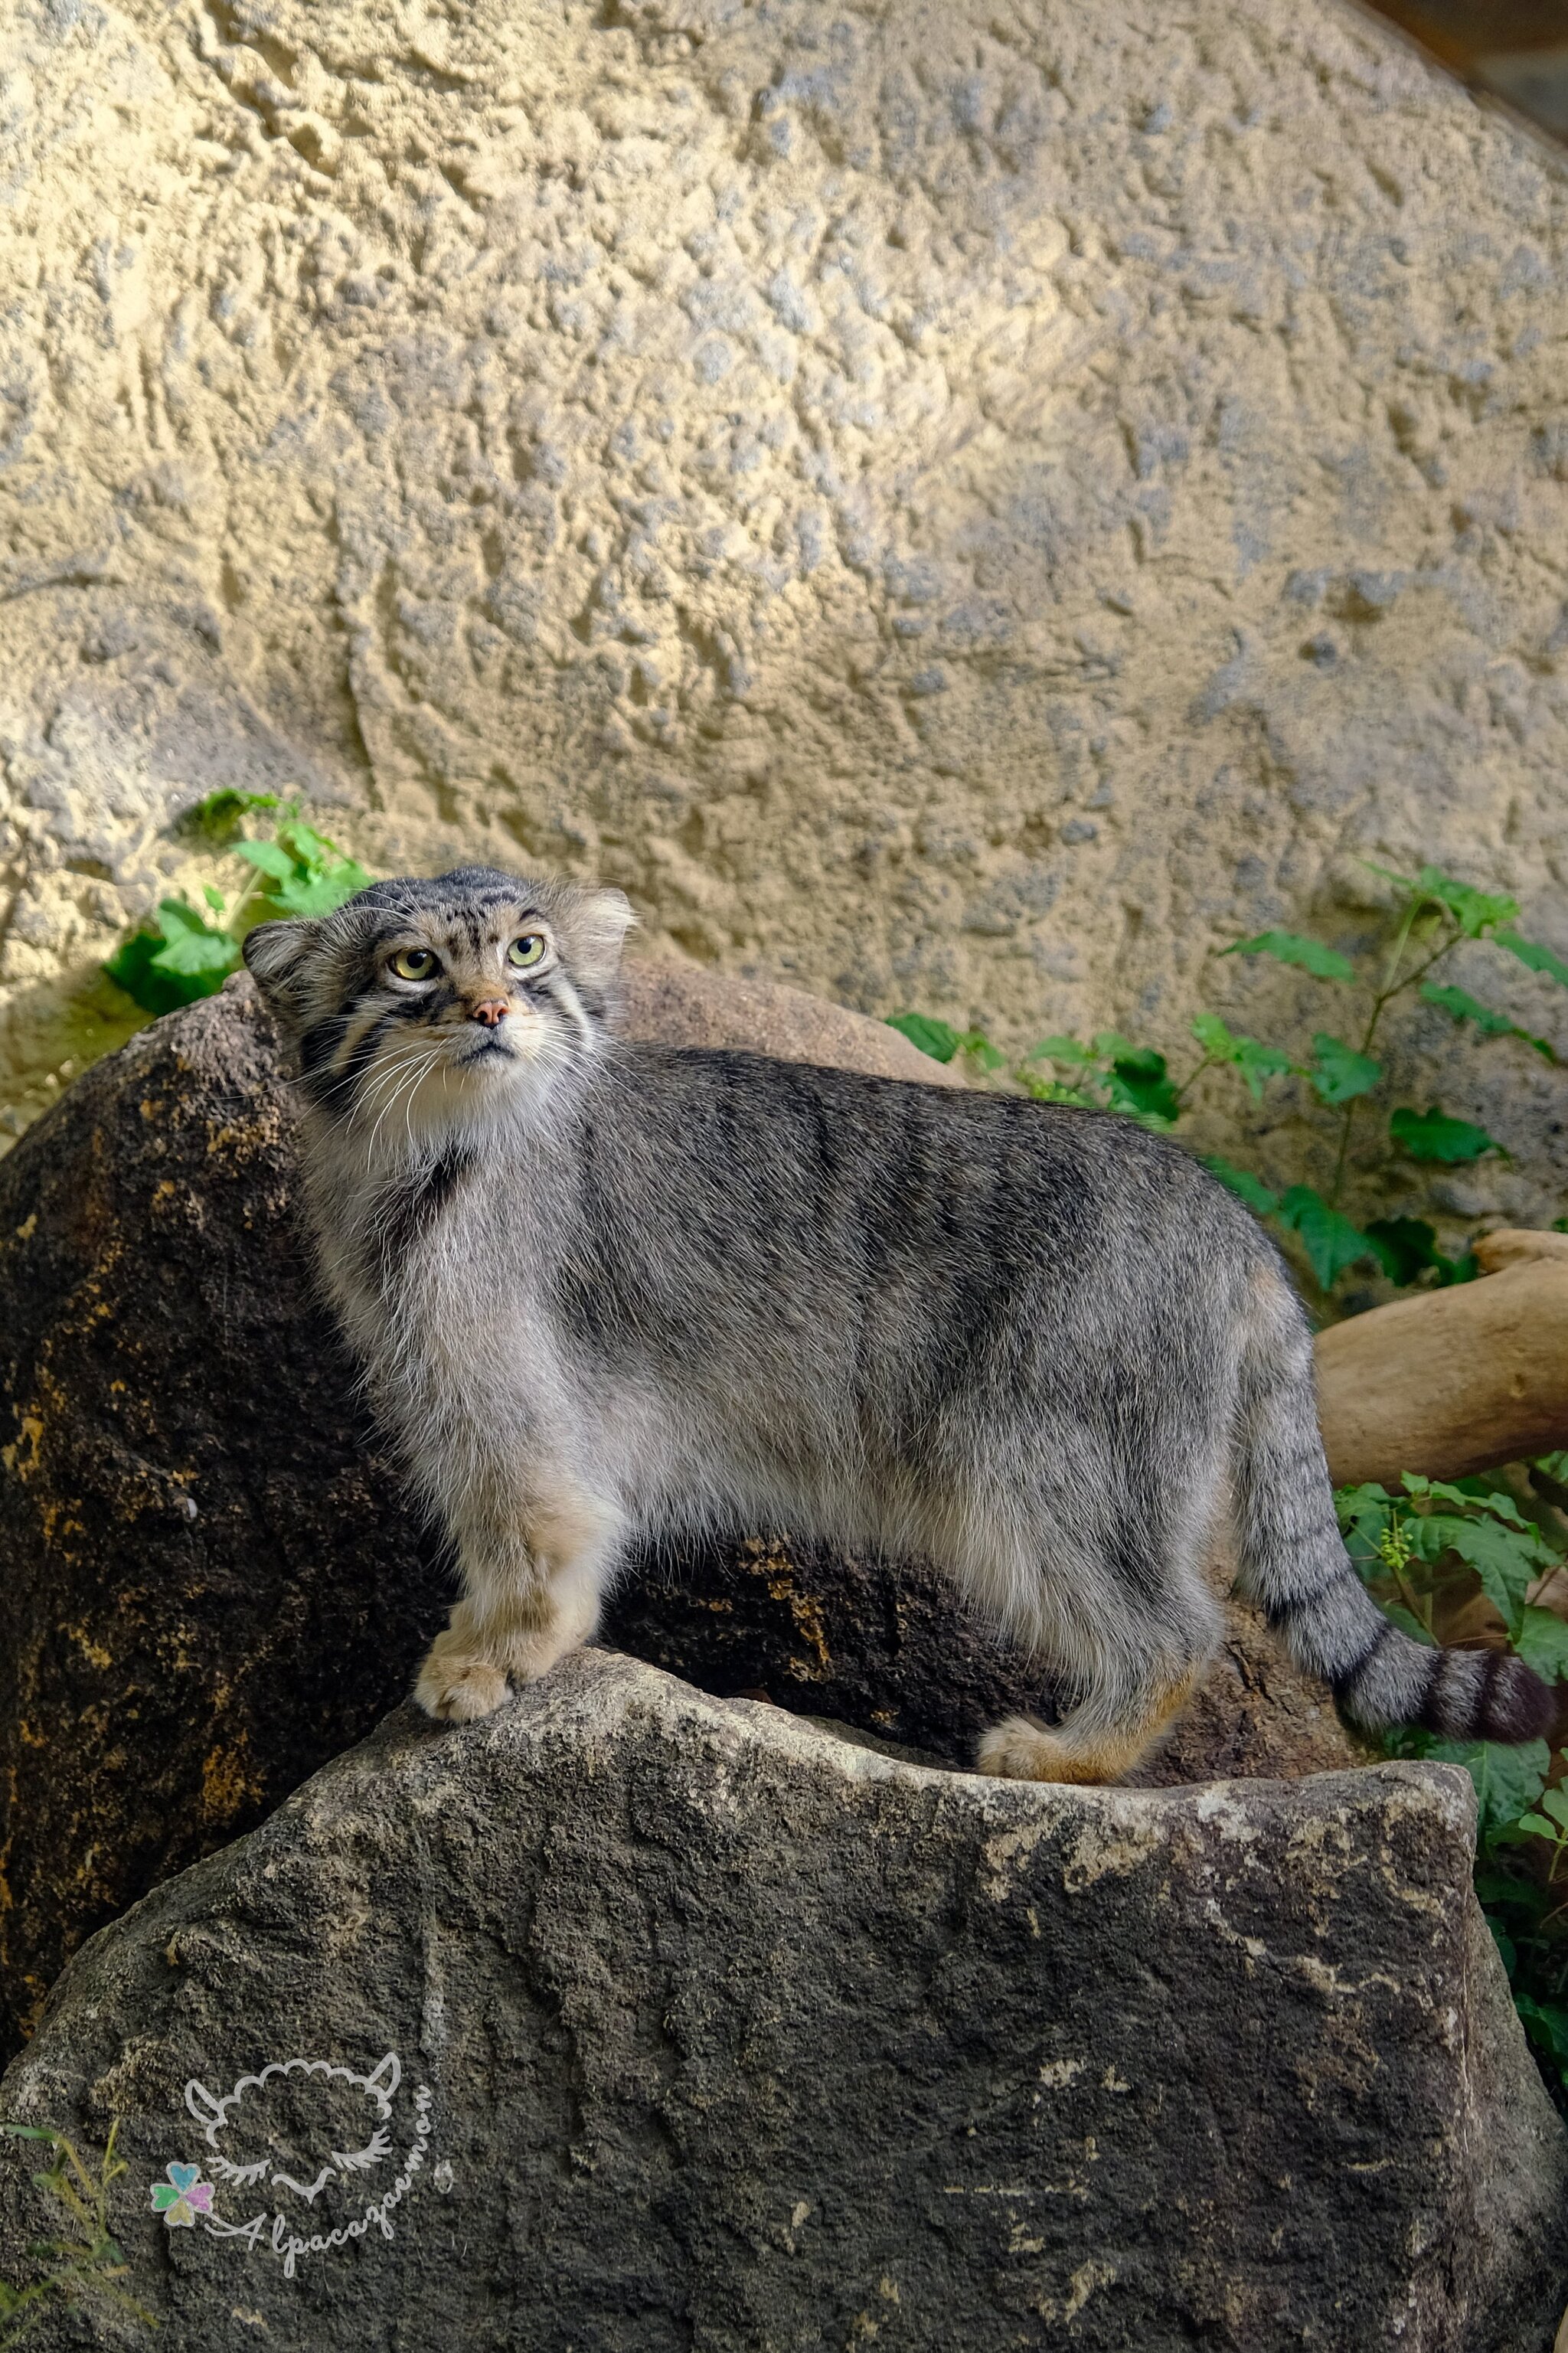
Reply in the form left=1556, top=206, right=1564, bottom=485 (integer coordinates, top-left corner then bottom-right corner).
left=1420, top=1650, right=1558, bottom=1745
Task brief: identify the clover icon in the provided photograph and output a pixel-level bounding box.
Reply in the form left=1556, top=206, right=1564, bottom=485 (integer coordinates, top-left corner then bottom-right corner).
left=151, top=2161, right=214, bottom=2228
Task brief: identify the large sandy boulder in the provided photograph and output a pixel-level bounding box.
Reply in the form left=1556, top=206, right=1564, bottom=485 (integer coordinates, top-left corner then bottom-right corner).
left=3, top=0, right=1568, bottom=1222
left=1, top=1653, right=1563, bottom=2353
left=0, top=977, right=1355, bottom=2063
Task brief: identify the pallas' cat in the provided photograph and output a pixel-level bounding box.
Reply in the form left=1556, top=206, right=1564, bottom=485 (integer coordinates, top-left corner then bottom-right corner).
left=243, top=867, right=1552, bottom=1783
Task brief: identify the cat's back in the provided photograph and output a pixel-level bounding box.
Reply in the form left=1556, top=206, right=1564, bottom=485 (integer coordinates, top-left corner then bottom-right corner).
left=587, top=1039, right=1256, bottom=1279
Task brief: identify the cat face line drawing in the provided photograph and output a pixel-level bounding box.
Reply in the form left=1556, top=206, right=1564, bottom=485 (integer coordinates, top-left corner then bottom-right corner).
left=185, top=2052, right=402, bottom=2206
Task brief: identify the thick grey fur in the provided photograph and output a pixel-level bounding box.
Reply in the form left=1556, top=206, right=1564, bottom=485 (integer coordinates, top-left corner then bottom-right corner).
left=242, top=865, right=1552, bottom=1772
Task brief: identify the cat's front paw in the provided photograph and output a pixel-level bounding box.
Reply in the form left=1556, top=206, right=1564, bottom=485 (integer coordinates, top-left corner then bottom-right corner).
left=413, top=1637, right=509, bottom=1724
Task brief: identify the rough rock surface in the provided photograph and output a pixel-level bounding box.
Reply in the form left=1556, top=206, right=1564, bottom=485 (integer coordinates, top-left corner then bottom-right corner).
left=0, top=980, right=1358, bottom=2063
left=622, top=959, right=962, bottom=1084
left=4, top=0, right=1568, bottom=1225
left=0, top=1653, right=1563, bottom=2353
left=605, top=1535, right=1362, bottom=1789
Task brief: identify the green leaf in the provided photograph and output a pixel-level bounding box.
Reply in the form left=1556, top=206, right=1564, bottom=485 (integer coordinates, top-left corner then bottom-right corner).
left=104, top=913, right=235, bottom=1015
left=1103, top=1049, right=1179, bottom=1126
left=149, top=901, right=240, bottom=982
left=234, top=837, right=296, bottom=883
left=1513, top=1812, right=1562, bottom=1842
left=1203, top=1156, right=1279, bottom=1216
left=1191, top=1011, right=1238, bottom=1057
left=887, top=1013, right=962, bottom=1063
left=1421, top=982, right=1557, bottom=1064
left=1366, top=863, right=1519, bottom=936
left=1422, top=1737, right=1550, bottom=1839
left=1421, top=982, right=1516, bottom=1036
left=1416, top=1476, right=1534, bottom=1529
left=887, top=1014, right=962, bottom=1064
left=276, top=818, right=349, bottom=870
left=1190, top=1013, right=1295, bottom=1100
left=1497, top=930, right=1568, bottom=989
left=1403, top=868, right=1519, bottom=938
left=103, top=930, right=181, bottom=1016
left=1514, top=1604, right=1568, bottom=1681
left=1390, top=1105, right=1504, bottom=1164
left=1364, top=1216, right=1440, bottom=1286
left=178, top=785, right=282, bottom=842
left=268, top=859, right=372, bottom=917
left=1544, top=1786, right=1568, bottom=1828
left=1276, top=1185, right=1377, bottom=1289
left=1220, top=930, right=1354, bottom=982
left=1428, top=877, right=1519, bottom=938
left=960, top=1033, right=1006, bottom=1073
left=1474, top=1862, right=1553, bottom=1923
left=1363, top=1220, right=1476, bottom=1289
left=1335, top=1480, right=1395, bottom=1538
left=1407, top=1513, right=1544, bottom=1636
left=1026, top=1034, right=1096, bottom=1067
left=1400, top=1472, right=1534, bottom=1527
left=1515, top=1992, right=1568, bottom=2070
left=1016, top=1074, right=1099, bottom=1107
left=1309, top=1032, right=1382, bottom=1106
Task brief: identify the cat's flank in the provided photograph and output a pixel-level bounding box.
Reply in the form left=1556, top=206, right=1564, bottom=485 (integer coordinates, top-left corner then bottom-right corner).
left=243, top=866, right=1553, bottom=1783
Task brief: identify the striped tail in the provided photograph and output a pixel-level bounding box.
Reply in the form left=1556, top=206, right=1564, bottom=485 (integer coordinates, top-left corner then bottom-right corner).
left=1233, top=1263, right=1555, bottom=1745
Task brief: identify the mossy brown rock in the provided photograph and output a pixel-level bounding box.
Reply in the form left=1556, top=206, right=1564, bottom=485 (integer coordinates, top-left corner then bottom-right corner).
left=0, top=1656, right=1563, bottom=2352
left=0, top=976, right=1357, bottom=2062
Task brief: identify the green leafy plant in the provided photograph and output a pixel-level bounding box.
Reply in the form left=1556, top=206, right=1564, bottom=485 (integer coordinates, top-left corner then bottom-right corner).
left=0, top=2120, right=154, bottom=2345
left=103, top=793, right=372, bottom=1019
left=1334, top=1471, right=1568, bottom=2110
left=1338, top=1474, right=1568, bottom=1675
left=890, top=860, right=1566, bottom=1300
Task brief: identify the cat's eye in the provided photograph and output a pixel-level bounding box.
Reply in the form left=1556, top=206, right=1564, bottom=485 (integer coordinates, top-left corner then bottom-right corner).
left=508, top=934, right=547, bottom=969
left=390, top=947, right=438, bottom=982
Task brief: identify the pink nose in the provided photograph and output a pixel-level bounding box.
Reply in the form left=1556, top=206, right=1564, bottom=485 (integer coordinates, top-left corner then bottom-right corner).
left=469, top=998, right=508, bottom=1028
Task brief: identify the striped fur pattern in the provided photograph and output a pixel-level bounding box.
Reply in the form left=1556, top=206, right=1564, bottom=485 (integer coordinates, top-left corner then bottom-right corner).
left=243, top=866, right=1554, bottom=1782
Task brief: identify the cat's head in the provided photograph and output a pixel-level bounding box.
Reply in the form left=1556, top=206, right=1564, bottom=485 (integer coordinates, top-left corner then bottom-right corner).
left=243, top=866, right=633, bottom=1142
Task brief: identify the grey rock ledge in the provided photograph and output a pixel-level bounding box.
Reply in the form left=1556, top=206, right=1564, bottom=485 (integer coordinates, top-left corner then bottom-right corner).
left=1, top=1649, right=1563, bottom=2352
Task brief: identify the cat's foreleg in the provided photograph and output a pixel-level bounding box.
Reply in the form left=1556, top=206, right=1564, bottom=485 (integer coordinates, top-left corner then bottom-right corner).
left=414, top=1468, right=626, bottom=1724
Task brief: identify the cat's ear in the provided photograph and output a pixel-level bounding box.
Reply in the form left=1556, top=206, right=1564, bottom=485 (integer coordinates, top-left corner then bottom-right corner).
left=243, top=918, right=322, bottom=1031
left=185, top=2078, right=225, bottom=2132
left=568, top=887, right=635, bottom=992
left=364, top=2052, right=401, bottom=2107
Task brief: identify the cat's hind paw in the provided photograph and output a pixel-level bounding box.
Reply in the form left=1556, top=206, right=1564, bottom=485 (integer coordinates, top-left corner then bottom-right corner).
left=977, top=1714, right=1119, bottom=1787
left=413, top=1640, right=509, bottom=1724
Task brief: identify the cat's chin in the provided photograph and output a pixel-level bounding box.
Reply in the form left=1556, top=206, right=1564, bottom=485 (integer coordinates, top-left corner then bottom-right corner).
left=400, top=1042, right=567, bottom=1144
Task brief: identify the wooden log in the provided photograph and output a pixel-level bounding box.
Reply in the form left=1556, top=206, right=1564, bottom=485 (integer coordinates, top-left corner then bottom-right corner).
left=1315, top=1250, right=1568, bottom=1488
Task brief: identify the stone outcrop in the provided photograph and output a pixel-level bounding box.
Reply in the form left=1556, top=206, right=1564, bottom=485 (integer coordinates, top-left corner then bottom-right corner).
left=622, top=960, right=962, bottom=1087
left=0, top=978, right=1361, bottom=2062
left=1, top=1652, right=1562, bottom=2353
left=4, top=0, right=1568, bottom=1234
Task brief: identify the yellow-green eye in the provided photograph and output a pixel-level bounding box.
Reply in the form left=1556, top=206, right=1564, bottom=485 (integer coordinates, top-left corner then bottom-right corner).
left=508, top=934, right=546, bottom=969
left=390, top=946, right=437, bottom=982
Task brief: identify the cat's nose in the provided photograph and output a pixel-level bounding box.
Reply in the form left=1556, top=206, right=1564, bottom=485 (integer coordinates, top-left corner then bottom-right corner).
left=469, top=998, right=509, bottom=1028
